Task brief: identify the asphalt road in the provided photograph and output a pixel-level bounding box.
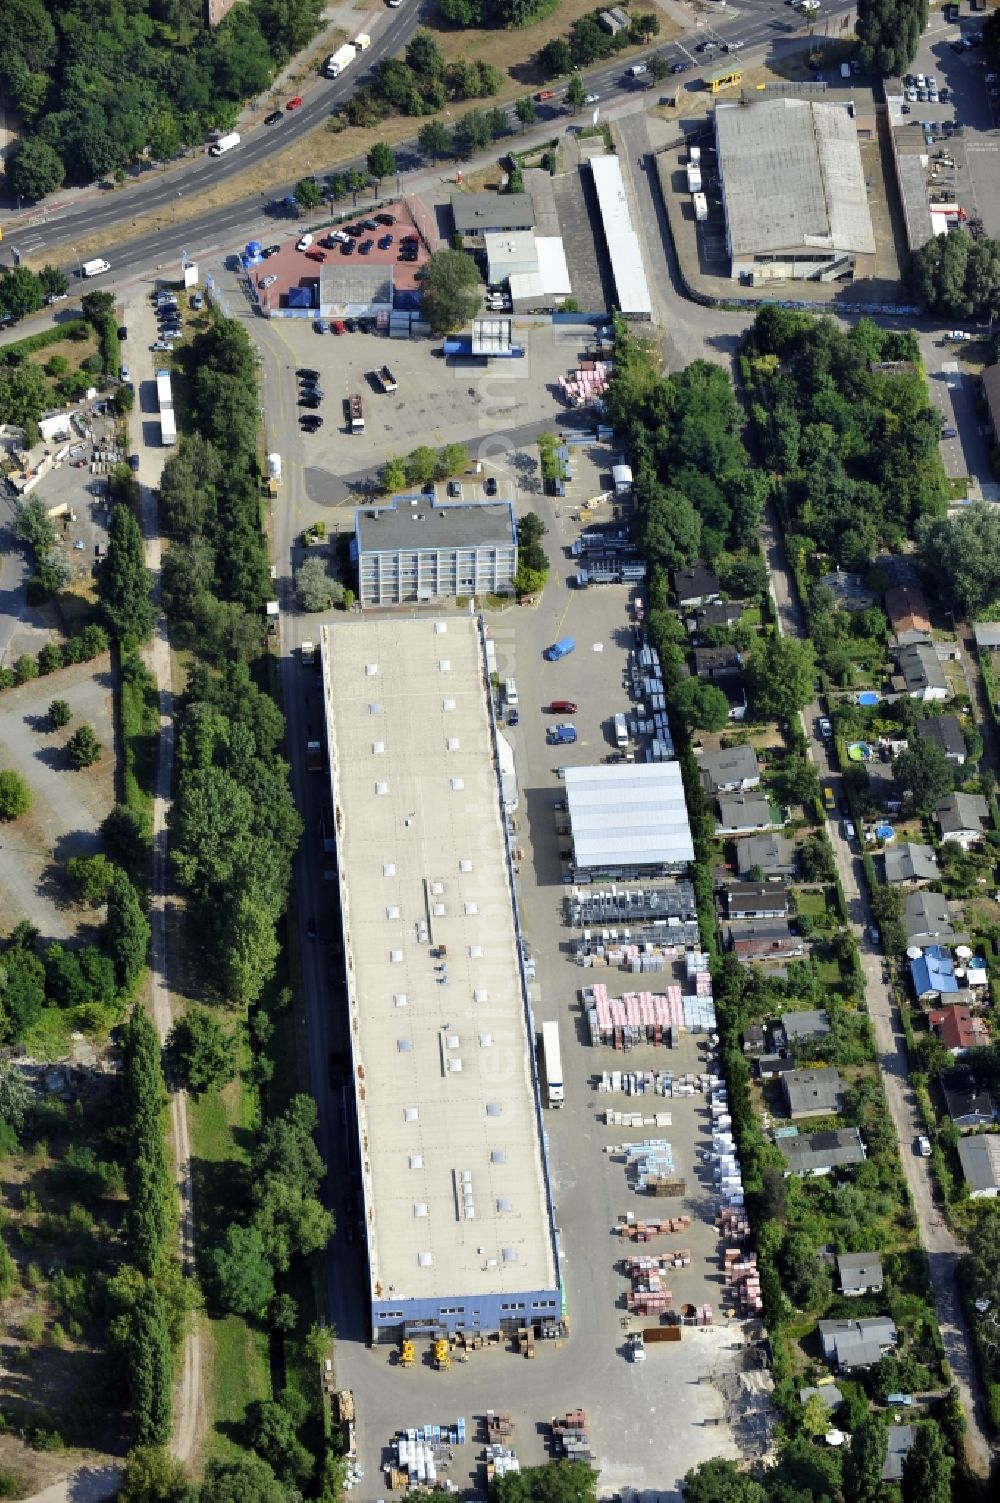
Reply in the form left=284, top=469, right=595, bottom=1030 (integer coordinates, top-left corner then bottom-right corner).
left=4, top=1, right=850, bottom=284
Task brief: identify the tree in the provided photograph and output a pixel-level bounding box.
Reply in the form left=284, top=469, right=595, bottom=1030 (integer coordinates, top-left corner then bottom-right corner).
left=247, top=1398, right=312, bottom=1487
left=66, top=853, right=115, bottom=904
left=492, top=1462, right=599, bottom=1503
left=100, top=504, right=154, bottom=643
left=199, top=1456, right=287, bottom=1503
left=207, top=1223, right=275, bottom=1317
left=0, top=266, right=44, bottom=320
left=565, top=71, right=586, bottom=111
left=800, top=1391, right=832, bottom=1439
left=0, top=933, right=46, bottom=1040
left=11, top=495, right=56, bottom=557
left=643, top=485, right=702, bottom=572
left=515, top=95, right=536, bottom=130
left=167, top=1008, right=237, bottom=1095
left=681, top=1459, right=767, bottom=1503
left=67, top=724, right=102, bottom=768
left=902, top=1423, right=953, bottom=1503
left=845, top=1415, right=887, bottom=1503
left=295, top=556, right=337, bottom=613
left=118, top=1282, right=173, bottom=1445
left=418, top=120, right=451, bottom=158
left=5, top=138, right=64, bottom=202
left=857, top=0, right=925, bottom=79
left=38, top=264, right=68, bottom=299
left=0, top=770, right=32, bottom=820
left=538, top=37, right=573, bottom=77
left=0, top=1059, right=31, bottom=1135
left=436, top=442, right=469, bottom=478
left=406, top=28, right=444, bottom=76
left=893, top=734, right=956, bottom=815
left=105, top=872, right=150, bottom=989
left=49, top=698, right=71, bottom=729
left=120, top=1447, right=188, bottom=1503
left=918, top=503, right=1000, bottom=618
left=367, top=141, right=396, bottom=182
left=647, top=52, right=670, bottom=82
left=81, top=290, right=115, bottom=326
left=293, top=176, right=322, bottom=211
left=671, top=677, right=730, bottom=732
left=748, top=635, right=815, bottom=719
left=419, top=248, right=482, bottom=334
left=379, top=456, right=407, bottom=494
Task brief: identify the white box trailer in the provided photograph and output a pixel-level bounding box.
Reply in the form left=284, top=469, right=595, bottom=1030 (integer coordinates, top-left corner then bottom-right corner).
left=325, top=43, right=356, bottom=77
left=693, top=192, right=708, bottom=222
left=209, top=131, right=240, bottom=156
left=542, top=1020, right=564, bottom=1108
left=160, top=408, right=177, bottom=445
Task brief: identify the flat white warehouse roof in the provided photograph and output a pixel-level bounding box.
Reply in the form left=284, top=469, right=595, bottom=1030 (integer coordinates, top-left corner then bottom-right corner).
left=321, top=616, right=556, bottom=1307
left=588, top=155, right=653, bottom=318
left=565, top=762, right=694, bottom=868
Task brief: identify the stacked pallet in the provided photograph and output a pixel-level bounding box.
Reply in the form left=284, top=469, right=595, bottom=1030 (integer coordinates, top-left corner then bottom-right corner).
left=551, top=1412, right=592, bottom=1463
left=603, top=1109, right=673, bottom=1128
left=559, top=362, right=613, bottom=407
left=624, top=1250, right=691, bottom=1273
left=694, top=1304, right=714, bottom=1326
left=615, top=1214, right=692, bottom=1241
left=718, top=1207, right=751, bottom=1242
left=725, top=1250, right=763, bottom=1315
left=595, top=1069, right=675, bottom=1095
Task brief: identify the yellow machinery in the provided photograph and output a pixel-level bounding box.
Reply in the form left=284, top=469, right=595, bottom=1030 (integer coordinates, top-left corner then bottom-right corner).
left=433, top=1338, right=452, bottom=1370
left=399, top=1340, right=415, bottom=1368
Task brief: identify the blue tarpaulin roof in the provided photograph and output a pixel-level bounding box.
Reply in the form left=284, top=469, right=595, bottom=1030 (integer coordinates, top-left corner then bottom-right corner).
left=287, top=286, right=313, bottom=308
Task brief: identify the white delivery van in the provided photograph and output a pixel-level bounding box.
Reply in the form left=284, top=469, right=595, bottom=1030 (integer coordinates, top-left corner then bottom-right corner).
left=81, top=258, right=110, bottom=278
left=209, top=132, right=241, bottom=156
left=505, top=678, right=519, bottom=709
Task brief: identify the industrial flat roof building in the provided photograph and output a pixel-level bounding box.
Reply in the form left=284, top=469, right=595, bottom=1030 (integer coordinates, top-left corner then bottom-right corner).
left=321, top=616, right=559, bottom=1342
left=715, top=99, right=876, bottom=283
left=588, top=155, right=653, bottom=319
left=564, top=763, right=694, bottom=874
left=355, top=497, right=517, bottom=608
left=451, top=192, right=535, bottom=240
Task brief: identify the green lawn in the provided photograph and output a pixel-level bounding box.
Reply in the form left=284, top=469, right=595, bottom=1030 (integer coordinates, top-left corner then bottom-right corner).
left=188, top=1075, right=271, bottom=1458
left=795, top=888, right=832, bottom=923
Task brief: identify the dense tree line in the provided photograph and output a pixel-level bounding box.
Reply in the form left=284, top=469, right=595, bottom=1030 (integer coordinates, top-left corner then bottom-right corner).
left=918, top=502, right=1000, bottom=618
left=537, top=8, right=659, bottom=77
left=109, top=1008, right=173, bottom=1443
left=206, top=1096, right=332, bottom=1324
left=168, top=661, right=301, bottom=1005
left=856, top=0, right=926, bottom=76
left=160, top=319, right=271, bottom=663
left=100, top=502, right=155, bottom=645
left=742, top=309, right=947, bottom=569
left=906, top=231, right=1000, bottom=321
left=0, top=0, right=324, bottom=197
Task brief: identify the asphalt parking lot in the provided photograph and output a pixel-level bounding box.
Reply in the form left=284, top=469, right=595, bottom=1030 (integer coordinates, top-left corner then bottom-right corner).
left=254, top=318, right=600, bottom=512
left=906, top=15, right=1000, bottom=236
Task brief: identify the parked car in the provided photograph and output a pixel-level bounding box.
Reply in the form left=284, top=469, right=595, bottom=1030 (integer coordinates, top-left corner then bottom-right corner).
left=917, top=1135, right=932, bottom=1157
left=305, top=248, right=326, bottom=262
left=508, top=709, right=519, bottom=726
left=298, top=367, right=319, bottom=379
left=818, top=716, right=832, bottom=738
left=263, top=244, right=281, bottom=257
left=264, top=110, right=283, bottom=125
left=314, top=319, right=328, bottom=333
left=296, top=233, right=314, bottom=250
left=150, top=340, right=171, bottom=351
left=286, top=95, right=303, bottom=109
left=258, top=273, right=277, bottom=288
left=301, top=415, right=324, bottom=431
left=376, top=212, right=395, bottom=225
left=484, top=476, right=498, bottom=496
left=942, top=427, right=958, bottom=438
left=129, top=454, right=140, bottom=472
left=341, top=240, right=356, bottom=255
left=548, top=700, right=579, bottom=714
left=447, top=479, right=461, bottom=496
left=378, top=234, right=393, bottom=249
left=359, top=238, right=374, bottom=254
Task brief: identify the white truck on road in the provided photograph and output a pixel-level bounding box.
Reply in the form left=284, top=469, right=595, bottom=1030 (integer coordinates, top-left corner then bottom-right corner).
left=209, top=131, right=240, bottom=156
left=325, top=43, right=356, bottom=77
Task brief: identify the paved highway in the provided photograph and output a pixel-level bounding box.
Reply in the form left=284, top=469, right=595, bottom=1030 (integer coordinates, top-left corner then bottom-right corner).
left=6, top=1, right=849, bottom=279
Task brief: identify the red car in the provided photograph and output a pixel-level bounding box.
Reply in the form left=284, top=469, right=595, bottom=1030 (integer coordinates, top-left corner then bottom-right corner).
left=286, top=95, right=303, bottom=110
left=332, top=320, right=347, bottom=335
left=305, top=248, right=326, bottom=262
left=548, top=700, right=579, bottom=714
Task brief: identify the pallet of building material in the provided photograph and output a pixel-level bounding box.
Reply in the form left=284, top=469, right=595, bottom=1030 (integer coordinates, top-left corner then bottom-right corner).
left=645, top=1176, right=686, bottom=1197
left=485, top=1412, right=514, bottom=1441
left=551, top=1410, right=588, bottom=1433
left=626, top=1291, right=672, bottom=1313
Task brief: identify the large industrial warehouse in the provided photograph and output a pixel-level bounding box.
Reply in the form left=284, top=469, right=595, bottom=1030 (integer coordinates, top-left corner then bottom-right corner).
left=564, top=763, right=695, bottom=876
left=320, top=616, right=560, bottom=1344
left=715, top=98, right=876, bottom=282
